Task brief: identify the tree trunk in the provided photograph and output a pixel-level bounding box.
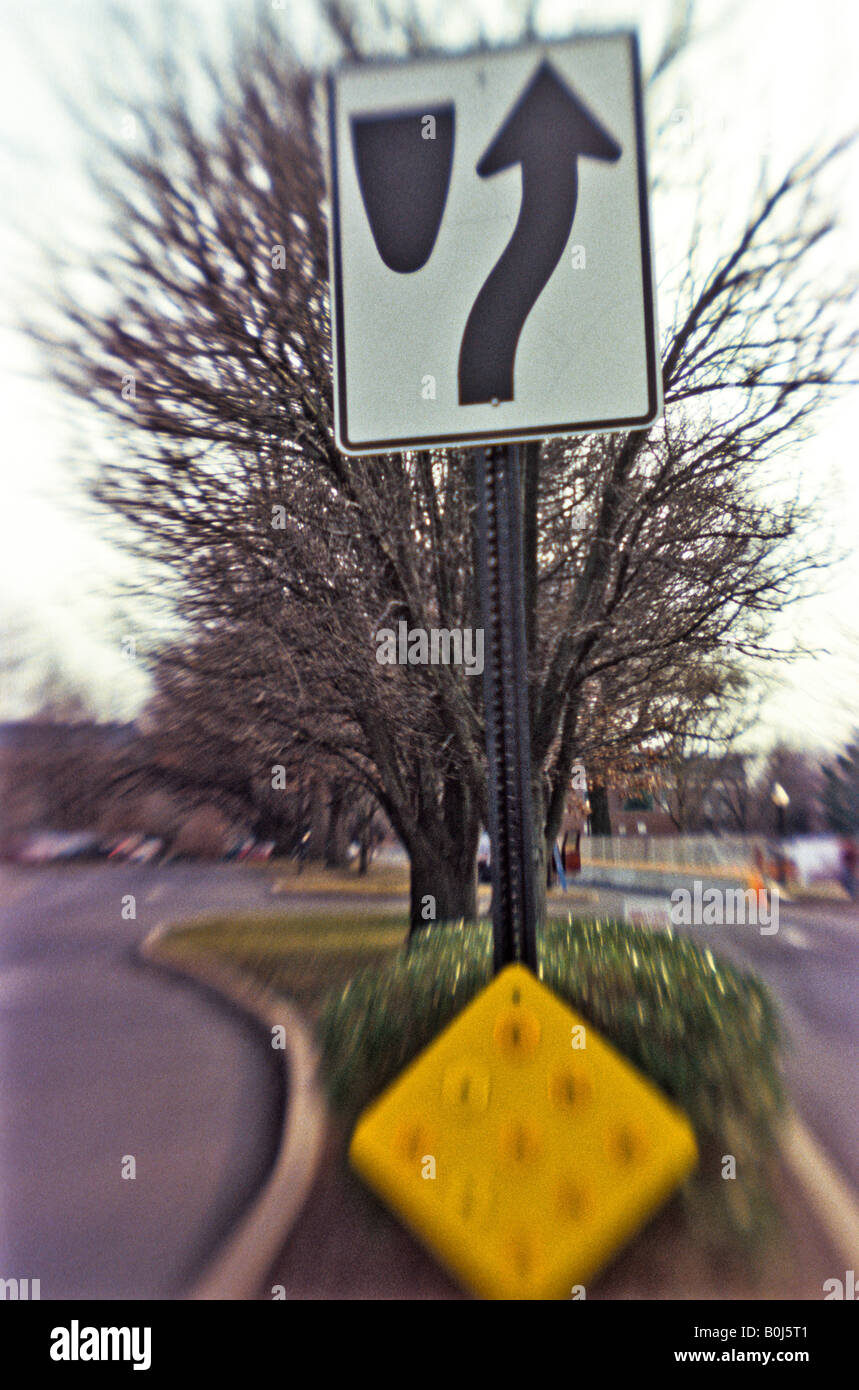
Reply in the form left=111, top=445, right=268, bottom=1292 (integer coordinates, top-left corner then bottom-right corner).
left=407, top=832, right=478, bottom=939
left=324, top=780, right=351, bottom=868
left=251, top=803, right=296, bottom=855
left=303, top=775, right=328, bottom=861
left=383, top=758, right=483, bottom=940
left=590, top=782, right=612, bottom=836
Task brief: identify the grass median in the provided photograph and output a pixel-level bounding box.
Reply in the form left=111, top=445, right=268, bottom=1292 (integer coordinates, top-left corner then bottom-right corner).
left=267, top=861, right=411, bottom=897
left=153, top=909, right=407, bottom=1011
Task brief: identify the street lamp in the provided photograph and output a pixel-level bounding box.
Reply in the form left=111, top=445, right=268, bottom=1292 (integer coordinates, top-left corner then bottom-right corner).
left=771, top=783, right=790, bottom=885
left=771, top=782, right=789, bottom=833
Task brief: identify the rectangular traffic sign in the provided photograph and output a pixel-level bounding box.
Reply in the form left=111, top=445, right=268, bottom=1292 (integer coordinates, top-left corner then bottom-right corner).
left=326, top=33, right=661, bottom=455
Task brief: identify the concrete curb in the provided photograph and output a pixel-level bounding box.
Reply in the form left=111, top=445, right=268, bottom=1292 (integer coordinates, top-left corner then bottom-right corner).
left=139, top=925, right=328, bottom=1300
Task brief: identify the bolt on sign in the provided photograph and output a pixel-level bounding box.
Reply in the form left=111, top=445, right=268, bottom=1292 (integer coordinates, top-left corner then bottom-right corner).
left=326, top=32, right=662, bottom=455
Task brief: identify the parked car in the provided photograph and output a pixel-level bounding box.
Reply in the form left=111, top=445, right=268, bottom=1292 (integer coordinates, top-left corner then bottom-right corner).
left=244, top=840, right=274, bottom=863
left=18, top=831, right=104, bottom=864
left=128, top=837, right=163, bottom=864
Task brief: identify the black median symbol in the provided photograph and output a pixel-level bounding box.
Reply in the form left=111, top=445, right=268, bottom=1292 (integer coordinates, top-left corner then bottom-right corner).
left=351, top=106, right=455, bottom=274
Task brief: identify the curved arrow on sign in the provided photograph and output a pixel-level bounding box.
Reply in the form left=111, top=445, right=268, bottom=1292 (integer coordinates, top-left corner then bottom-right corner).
left=458, top=61, right=622, bottom=407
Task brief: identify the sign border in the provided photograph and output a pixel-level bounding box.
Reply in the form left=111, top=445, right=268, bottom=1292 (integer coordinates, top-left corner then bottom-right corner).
left=326, top=31, right=660, bottom=456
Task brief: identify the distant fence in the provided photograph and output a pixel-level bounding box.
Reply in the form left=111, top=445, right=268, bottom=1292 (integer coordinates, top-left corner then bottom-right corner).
left=580, top=834, right=844, bottom=885
left=581, top=835, right=754, bottom=872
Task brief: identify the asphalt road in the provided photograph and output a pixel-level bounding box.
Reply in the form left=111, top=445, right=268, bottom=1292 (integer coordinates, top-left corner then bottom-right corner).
left=563, top=883, right=859, bottom=1200
left=0, top=863, right=297, bottom=1299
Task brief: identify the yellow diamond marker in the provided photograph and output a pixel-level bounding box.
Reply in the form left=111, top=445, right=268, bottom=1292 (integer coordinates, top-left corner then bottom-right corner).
left=349, top=963, right=697, bottom=1300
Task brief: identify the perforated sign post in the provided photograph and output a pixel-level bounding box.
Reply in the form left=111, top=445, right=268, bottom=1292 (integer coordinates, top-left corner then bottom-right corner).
left=329, top=36, right=692, bottom=1301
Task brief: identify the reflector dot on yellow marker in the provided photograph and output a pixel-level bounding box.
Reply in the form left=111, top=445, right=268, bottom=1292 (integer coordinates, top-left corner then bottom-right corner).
left=548, top=1066, right=592, bottom=1112
left=493, top=1006, right=541, bottom=1059
left=393, top=1118, right=434, bottom=1165
left=498, top=1116, right=543, bottom=1166
left=555, top=1177, right=592, bottom=1222
left=449, top=1171, right=495, bottom=1225
left=503, top=1228, right=544, bottom=1288
left=441, top=1059, right=490, bottom=1113
left=608, top=1121, right=650, bottom=1167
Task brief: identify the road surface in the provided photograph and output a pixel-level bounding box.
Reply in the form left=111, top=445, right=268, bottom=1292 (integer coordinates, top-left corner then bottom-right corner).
left=0, top=863, right=292, bottom=1299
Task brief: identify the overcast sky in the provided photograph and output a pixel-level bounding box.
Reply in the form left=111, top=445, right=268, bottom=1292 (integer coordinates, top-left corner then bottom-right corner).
left=0, top=0, right=857, bottom=749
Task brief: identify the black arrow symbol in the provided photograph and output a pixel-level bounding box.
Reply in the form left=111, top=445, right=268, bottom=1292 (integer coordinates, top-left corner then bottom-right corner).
left=458, top=61, right=622, bottom=407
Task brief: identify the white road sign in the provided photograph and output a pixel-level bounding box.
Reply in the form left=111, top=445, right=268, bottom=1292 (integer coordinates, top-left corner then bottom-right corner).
left=326, top=33, right=661, bottom=455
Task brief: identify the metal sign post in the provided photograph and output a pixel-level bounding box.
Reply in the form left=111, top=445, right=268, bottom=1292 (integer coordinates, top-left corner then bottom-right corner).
left=475, top=443, right=538, bottom=974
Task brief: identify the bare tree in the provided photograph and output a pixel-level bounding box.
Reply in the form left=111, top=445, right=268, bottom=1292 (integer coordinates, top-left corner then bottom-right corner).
left=758, top=743, right=824, bottom=836
left=647, top=679, right=759, bottom=832
left=29, top=2, right=855, bottom=926
left=142, top=639, right=384, bottom=861
left=822, top=731, right=859, bottom=836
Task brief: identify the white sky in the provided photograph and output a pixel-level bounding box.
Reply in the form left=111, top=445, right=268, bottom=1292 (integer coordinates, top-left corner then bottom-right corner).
left=0, top=0, right=857, bottom=747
